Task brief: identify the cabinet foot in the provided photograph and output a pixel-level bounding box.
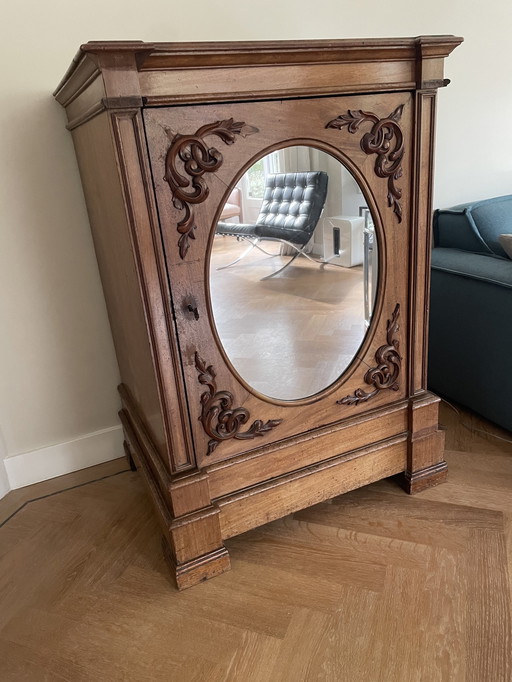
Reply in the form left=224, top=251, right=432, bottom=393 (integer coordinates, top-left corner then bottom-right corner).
left=161, top=536, right=231, bottom=590
left=402, top=393, right=448, bottom=494
left=398, top=460, right=448, bottom=494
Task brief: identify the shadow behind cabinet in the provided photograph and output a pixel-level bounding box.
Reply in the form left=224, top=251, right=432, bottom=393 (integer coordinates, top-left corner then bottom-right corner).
left=54, top=37, right=462, bottom=589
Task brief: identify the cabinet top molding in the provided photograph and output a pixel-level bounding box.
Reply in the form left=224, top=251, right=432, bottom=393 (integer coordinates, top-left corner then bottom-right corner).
left=54, top=36, right=463, bottom=126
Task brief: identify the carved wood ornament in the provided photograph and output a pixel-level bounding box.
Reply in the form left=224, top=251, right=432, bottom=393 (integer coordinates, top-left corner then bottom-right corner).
left=326, top=105, right=405, bottom=222
left=338, top=304, right=401, bottom=406
left=195, top=352, right=282, bottom=456
left=163, top=119, right=259, bottom=259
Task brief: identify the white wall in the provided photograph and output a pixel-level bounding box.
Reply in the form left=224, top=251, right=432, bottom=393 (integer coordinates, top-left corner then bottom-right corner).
left=1, top=0, right=510, bottom=497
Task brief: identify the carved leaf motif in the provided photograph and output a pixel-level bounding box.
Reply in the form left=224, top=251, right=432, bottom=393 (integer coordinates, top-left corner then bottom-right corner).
left=326, top=105, right=405, bottom=222
left=337, top=304, right=402, bottom=406
left=194, top=352, right=282, bottom=456
left=163, top=119, right=259, bottom=259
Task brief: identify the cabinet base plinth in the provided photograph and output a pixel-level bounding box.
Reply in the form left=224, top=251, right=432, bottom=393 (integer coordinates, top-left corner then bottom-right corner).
left=123, top=441, right=137, bottom=472
left=399, top=461, right=448, bottom=494
left=162, top=537, right=231, bottom=590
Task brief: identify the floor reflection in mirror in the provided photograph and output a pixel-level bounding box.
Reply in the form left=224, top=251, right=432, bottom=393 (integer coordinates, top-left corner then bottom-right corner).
left=210, top=235, right=367, bottom=401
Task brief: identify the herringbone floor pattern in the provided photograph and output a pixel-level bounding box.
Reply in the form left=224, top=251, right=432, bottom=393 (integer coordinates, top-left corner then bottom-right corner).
left=0, top=404, right=511, bottom=681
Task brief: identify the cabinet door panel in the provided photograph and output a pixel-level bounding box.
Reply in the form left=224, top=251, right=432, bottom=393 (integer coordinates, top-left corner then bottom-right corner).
left=144, top=95, right=413, bottom=466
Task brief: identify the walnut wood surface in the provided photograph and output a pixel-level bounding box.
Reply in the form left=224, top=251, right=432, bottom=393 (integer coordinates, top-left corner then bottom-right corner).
left=70, top=112, right=167, bottom=461
left=54, top=37, right=463, bottom=110
left=55, top=38, right=461, bottom=588
left=143, top=94, right=413, bottom=466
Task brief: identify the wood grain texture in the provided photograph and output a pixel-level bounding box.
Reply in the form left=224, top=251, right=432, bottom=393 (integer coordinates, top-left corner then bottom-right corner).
left=70, top=112, right=168, bottom=463
left=54, top=37, right=463, bottom=113
left=110, top=110, right=196, bottom=472
left=0, top=405, right=510, bottom=681
left=206, top=401, right=408, bottom=499
left=217, top=437, right=407, bottom=539
left=409, top=90, right=437, bottom=395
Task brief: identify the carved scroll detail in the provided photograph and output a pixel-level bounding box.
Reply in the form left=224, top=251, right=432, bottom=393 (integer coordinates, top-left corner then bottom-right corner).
left=194, top=352, right=282, bottom=456
left=164, top=119, right=259, bottom=259
left=337, top=304, right=401, bottom=406
left=326, top=105, right=405, bottom=222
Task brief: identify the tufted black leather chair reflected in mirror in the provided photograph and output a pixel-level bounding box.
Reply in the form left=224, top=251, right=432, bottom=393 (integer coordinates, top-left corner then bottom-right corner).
left=216, top=171, right=329, bottom=279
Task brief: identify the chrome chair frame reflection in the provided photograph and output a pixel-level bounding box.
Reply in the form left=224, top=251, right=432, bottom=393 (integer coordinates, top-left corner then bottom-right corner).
left=216, top=234, right=336, bottom=280
left=363, top=212, right=377, bottom=328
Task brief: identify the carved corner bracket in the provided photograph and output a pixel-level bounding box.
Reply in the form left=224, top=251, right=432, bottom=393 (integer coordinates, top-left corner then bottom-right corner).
left=326, top=105, right=405, bottom=222
left=163, top=119, right=259, bottom=259
left=337, top=304, right=402, bottom=406
left=194, top=352, right=282, bottom=456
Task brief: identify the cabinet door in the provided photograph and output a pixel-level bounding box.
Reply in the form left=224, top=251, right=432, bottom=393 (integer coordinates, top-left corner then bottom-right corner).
left=144, top=95, right=413, bottom=467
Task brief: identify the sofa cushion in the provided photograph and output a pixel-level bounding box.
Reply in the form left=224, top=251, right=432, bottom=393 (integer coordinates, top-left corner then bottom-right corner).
left=499, top=234, right=512, bottom=259
left=431, top=247, right=512, bottom=289
left=433, top=194, right=512, bottom=258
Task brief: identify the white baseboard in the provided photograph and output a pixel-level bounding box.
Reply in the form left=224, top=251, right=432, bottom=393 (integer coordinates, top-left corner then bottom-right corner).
left=0, top=459, right=10, bottom=500
left=3, top=425, right=124, bottom=490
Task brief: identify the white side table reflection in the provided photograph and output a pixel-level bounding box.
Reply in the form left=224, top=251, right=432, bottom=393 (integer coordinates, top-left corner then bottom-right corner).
left=322, top=215, right=364, bottom=267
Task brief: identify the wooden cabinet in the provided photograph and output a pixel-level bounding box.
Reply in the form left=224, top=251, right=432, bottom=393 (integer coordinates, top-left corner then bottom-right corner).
left=55, top=36, right=462, bottom=589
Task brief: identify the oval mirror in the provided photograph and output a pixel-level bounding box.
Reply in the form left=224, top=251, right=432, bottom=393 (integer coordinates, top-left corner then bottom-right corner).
left=209, top=145, right=378, bottom=401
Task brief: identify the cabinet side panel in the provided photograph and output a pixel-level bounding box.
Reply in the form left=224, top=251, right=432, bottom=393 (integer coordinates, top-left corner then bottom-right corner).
left=71, top=112, right=167, bottom=462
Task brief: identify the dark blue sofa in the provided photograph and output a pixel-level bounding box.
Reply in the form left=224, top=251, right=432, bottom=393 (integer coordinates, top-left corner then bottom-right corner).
left=428, top=195, right=512, bottom=432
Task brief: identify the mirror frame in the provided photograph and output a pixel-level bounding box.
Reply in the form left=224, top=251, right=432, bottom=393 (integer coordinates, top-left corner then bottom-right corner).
left=205, top=138, right=387, bottom=407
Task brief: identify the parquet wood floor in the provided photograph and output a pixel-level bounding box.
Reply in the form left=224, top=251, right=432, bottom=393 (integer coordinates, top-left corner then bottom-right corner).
left=0, top=403, right=511, bottom=681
